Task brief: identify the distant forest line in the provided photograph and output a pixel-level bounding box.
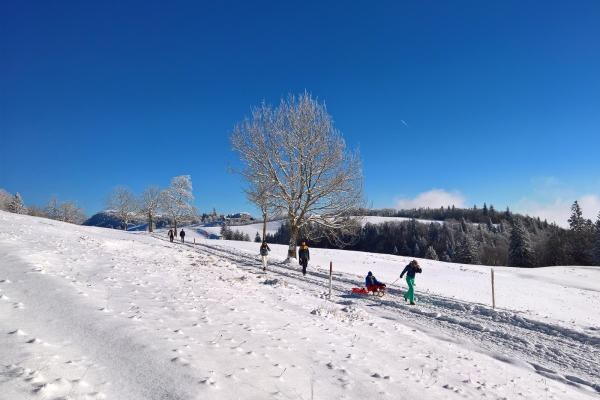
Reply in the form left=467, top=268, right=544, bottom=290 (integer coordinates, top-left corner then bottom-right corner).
left=264, top=203, right=600, bottom=268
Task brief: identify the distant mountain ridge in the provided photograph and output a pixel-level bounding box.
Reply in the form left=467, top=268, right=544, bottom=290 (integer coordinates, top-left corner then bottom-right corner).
left=82, top=210, right=172, bottom=231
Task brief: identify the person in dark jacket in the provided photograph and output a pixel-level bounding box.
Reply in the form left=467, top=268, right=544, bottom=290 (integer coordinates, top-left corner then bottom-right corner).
left=298, top=241, right=310, bottom=276
left=400, top=260, right=422, bottom=305
left=180, top=229, right=185, bottom=243
left=259, top=241, right=271, bottom=271
left=168, top=229, right=174, bottom=243
left=365, top=271, right=385, bottom=292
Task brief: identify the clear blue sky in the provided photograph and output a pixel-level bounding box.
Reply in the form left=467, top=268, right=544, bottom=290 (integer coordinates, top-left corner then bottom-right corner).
left=1, top=1, right=599, bottom=226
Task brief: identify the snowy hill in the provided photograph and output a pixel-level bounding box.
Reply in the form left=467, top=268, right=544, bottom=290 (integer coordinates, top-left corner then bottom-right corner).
left=1, top=210, right=598, bottom=399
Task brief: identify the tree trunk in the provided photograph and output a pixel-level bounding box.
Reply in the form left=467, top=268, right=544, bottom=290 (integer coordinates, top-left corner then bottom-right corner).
left=174, top=221, right=178, bottom=237
left=148, top=212, right=153, bottom=232
left=288, top=224, right=299, bottom=259
left=124, top=222, right=128, bottom=231
left=262, top=212, right=267, bottom=242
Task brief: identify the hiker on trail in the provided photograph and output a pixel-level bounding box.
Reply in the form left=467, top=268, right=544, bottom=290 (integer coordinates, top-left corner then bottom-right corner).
left=299, top=241, right=310, bottom=276
left=400, top=260, right=422, bottom=305
left=168, top=229, right=174, bottom=243
left=365, top=271, right=385, bottom=292
left=259, top=241, right=271, bottom=271
left=180, top=229, right=185, bottom=243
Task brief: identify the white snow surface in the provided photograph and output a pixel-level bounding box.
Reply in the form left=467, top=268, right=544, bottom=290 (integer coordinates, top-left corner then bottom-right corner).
left=1, top=211, right=599, bottom=399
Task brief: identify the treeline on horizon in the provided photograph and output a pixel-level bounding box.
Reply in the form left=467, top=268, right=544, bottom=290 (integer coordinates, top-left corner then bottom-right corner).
left=266, top=203, right=600, bottom=268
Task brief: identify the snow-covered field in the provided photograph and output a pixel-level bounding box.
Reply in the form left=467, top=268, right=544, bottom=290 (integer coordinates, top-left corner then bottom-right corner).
left=1, top=211, right=599, bottom=399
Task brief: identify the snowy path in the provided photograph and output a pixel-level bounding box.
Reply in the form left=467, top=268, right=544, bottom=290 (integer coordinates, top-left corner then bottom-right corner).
left=191, top=239, right=600, bottom=393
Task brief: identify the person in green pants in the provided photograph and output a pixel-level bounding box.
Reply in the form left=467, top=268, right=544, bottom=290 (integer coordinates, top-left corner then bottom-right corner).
left=400, top=260, right=422, bottom=305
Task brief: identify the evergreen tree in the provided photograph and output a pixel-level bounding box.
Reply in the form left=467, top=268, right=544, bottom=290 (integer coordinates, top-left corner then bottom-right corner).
left=413, top=243, right=420, bottom=258
left=568, top=201, right=585, bottom=231
left=455, top=233, right=479, bottom=264
left=393, top=245, right=398, bottom=255
left=508, top=221, right=534, bottom=267
left=588, top=212, right=600, bottom=266
left=545, top=223, right=570, bottom=266
left=567, top=200, right=592, bottom=265
left=244, top=233, right=251, bottom=242
left=460, top=217, right=468, bottom=233
left=255, top=232, right=262, bottom=242
left=401, top=241, right=410, bottom=256
left=482, top=203, right=488, bottom=216
left=8, top=193, right=27, bottom=214
left=220, top=223, right=231, bottom=240
left=424, top=246, right=438, bottom=260
left=486, top=217, right=494, bottom=232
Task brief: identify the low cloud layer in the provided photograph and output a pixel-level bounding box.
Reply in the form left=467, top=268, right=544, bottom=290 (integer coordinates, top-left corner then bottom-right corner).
left=397, top=189, right=466, bottom=210
left=515, top=195, right=600, bottom=228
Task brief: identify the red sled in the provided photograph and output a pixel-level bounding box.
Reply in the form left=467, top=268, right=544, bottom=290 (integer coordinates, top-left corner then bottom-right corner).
left=352, top=284, right=386, bottom=297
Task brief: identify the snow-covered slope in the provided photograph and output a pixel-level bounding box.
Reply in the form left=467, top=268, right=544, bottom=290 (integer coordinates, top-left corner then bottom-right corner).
left=1, top=211, right=598, bottom=399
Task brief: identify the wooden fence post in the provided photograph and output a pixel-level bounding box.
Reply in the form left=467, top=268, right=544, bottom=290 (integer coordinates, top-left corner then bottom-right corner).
left=491, top=268, right=496, bottom=309
left=329, top=262, right=333, bottom=299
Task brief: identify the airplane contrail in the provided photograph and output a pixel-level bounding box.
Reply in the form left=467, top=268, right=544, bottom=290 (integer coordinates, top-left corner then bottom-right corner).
left=401, top=120, right=409, bottom=127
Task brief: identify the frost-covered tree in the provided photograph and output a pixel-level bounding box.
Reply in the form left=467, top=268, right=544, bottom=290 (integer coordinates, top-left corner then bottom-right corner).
left=413, top=243, right=420, bottom=258
left=0, top=189, right=12, bottom=211
left=160, top=175, right=197, bottom=237
left=220, top=223, right=231, bottom=240
left=401, top=241, right=410, bottom=256
left=244, top=176, right=276, bottom=242
left=424, top=246, right=438, bottom=260
left=589, top=212, right=600, bottom=266
left=8, top=192, right=28, bottom=214
left=229, top=91, right=368, bottom=259
left=139, top=185, right=161, bottom=232
left=46, top=195, right=86, bottom=224
left=105, top=186, right=138, bottom=231
left=455, top=233, right=479, bottom=264
left=508, top=221, right=534, bottom=267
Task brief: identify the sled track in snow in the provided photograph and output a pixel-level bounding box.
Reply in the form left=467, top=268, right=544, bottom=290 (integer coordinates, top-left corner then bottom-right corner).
left=168, top=237, right=600, bottom=394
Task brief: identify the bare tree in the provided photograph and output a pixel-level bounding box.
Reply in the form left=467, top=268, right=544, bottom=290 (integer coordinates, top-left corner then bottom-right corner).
left=59, top=200, right=87, bottom=224
left=139, top=185, right=161, bottom=232
left=244, top=177, right=276, bottom=242
left=105, top=186, right=138, bottom=231
left=45, top=195, right=86, bottom=224
left=229, top=91, right=368, bottom=259
left=160, top=175, right=197, bottom=236
left=46, top=194, right=60, bottom=219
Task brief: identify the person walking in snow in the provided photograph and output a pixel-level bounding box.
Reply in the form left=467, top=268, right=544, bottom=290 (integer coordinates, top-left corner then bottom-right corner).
left=298, top=241, right=310, bottom=276
left=168, top=229, right=174, bottom=243
left=180, top=229, right=185, bottom=243
left=259, top=241, right=271, bottom=271
left=365, top=271, right=385, bottom=292
left=400, top=260, right=422, bottom=305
